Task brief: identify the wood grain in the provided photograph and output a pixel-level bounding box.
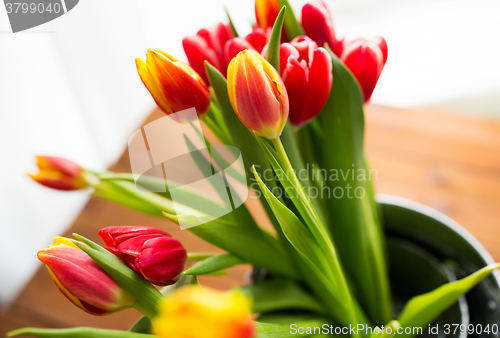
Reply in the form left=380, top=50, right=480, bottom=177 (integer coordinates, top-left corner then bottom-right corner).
left=2, top=105, right=499, bottom=336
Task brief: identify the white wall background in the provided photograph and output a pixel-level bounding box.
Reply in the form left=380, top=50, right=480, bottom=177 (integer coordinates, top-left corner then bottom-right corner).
left=1, top=0, right=499, bottom=306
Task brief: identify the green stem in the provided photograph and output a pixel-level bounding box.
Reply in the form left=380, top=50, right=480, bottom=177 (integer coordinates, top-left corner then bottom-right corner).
left=202, top=105, right=233, bottom=145
left=271, top=136, right=363, bottom=335
left=132, top=300, right=156, bottom=319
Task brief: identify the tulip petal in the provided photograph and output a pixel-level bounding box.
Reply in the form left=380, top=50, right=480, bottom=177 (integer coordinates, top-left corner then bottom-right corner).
left=370, top=36, right=388, bottom=64
left=28, top=171, right=79, bottom=191
left=136, top=57, right=172, bottom=115
left=301, top=0, right=341, bottom=56
left=283, top=56, right=308, bottom=125
left=289, top=36, right=318, bottom=64
left=255, top=0, right=281, bottom=29
left=136, top=237, right=187, bottom=285
left=198, top=23, right=233, bottom=71
left=37, top=156, right=81, bottom=177
left=38, top=244, right=134, bottom=314
left=224, top=38, right=256, bottom=65
left=299, top=47, right=332, bottom=125
left=182, top=35, right=222, bottom=83
left=98, top=226, right=171, bottom=248
left=244, top=27, right=269, bottom=53
left=228, top=50, right=284, bottom=139
left=341, top=40, right=384, bottom=101
left=145, top=50, right=211, bottom=117
left=279, top=43, right=300, bottom=74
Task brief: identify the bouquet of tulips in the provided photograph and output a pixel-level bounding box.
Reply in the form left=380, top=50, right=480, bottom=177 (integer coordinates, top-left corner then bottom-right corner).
left=11, top=1, right=500, bottom=338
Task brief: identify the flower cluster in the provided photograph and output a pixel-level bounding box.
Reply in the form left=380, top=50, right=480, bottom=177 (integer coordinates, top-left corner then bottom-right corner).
left=19, top=2, right=494, bottom=338
left=134, top=0, right=387, bottom=135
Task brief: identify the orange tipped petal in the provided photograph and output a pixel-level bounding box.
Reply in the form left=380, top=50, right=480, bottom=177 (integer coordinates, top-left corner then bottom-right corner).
left=255, top=0, right=281, bottom=29
left=136, top=57, right=173, bottom=115
left=136, top=49, right=210, bottom=119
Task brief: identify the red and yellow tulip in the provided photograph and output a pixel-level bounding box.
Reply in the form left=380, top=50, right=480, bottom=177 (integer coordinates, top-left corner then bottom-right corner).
left=255, top=0, right=281, bottom=30
left=227, top=50, right=289, bottom=139
left=98, top=226, right=187, bottom=286
left=281, top=36, right=332, bottom=127
left=28, top=156, right=89, bottom=191
left=153, top=285, right=255, bottom=338
left=37, top=237, right=135, bottom=315
left=136, top=49, right=211, bottom=120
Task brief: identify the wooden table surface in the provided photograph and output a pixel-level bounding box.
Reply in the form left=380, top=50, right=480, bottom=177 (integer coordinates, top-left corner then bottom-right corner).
left=2, top=105, right=500, bottom=336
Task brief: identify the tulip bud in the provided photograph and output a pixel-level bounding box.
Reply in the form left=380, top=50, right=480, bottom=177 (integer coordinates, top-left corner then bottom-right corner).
left=281, top=37, right=332, bottom=127
left=98, top=226, right=187, bottom=286
left=136, top=49, right=211, bottom=120
left=227, top=50, right=289, bottom=140
left=37, top=237, right=135, bottom=315
left=340, top=37, right=387, bottom=102
left=28, top=156, right=90, bottom=191
left=153, top=285, right=255, bottom=338
left=255, top=0, right=281, bottom=30
left=183, top=23, right=234, bottom=83
left=301, top=0, right=342, bottom=56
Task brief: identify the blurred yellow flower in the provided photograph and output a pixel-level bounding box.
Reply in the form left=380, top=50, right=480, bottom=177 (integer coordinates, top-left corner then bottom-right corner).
left=153, top=285, right=255, bottom=338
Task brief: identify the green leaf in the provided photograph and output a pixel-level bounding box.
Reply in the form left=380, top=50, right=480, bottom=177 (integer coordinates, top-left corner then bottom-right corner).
left=129, top=274, right=199, bottom=333
left=92, top=180, right=165, bottom=217
left=163, top=212, right=298, bottom=280
left=371, top=321, right=400, bottom=338
left=250, top=165, right=330, bottom=279
left=256, top=320, right=324, bottom=338
left=93, top=179, right=176, bottom=216
left=251, top=165, right=367, bottom=329
left=183, top=134, right=229, bottom=205
left=266, top=6, right=286, bottom=72
left=256, top=322, right=306, bottom=338
left=204, top=61, right=283, bottom=235
left=95, top=174, right=236, bottom=221
left=314, top=46, right=392, bottom=325
left=7, top=327, right=152, bottom=338
left=241, top=279, right=326, bottom=315
left=225, top=7, right=239, bottom=37
left=128, top=317, right=152, bottom=334
left=185, top=253, right=244, bottom=275
left=396, top=264, right=500, bottom=338
left=276, top=0, right=304, bottom=40
left=72, top=235, right=163, bottom=318
left=187, top=252, right=217, bottom=261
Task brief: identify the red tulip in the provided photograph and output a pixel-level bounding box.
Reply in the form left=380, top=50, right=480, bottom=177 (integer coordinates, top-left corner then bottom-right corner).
left=281, top=36, right=332, bottom=127
left=244, top=27, right=270, bottom=54
left=224, top=38, right=257, bottom=66
left=224, top=27, right=270, bottom=65
left=183, top=22, right=234, bottom=83
left=38, top=237, right=135, bottom=315
left=340, top=37, right=387, bottom=102
left=136, top=49, right=211, bottom=120
left=301, top=0, right=342, bottom=56
left=28, top=156, right=89, bottom=191
left=98, top=226, right=187, bottom=286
